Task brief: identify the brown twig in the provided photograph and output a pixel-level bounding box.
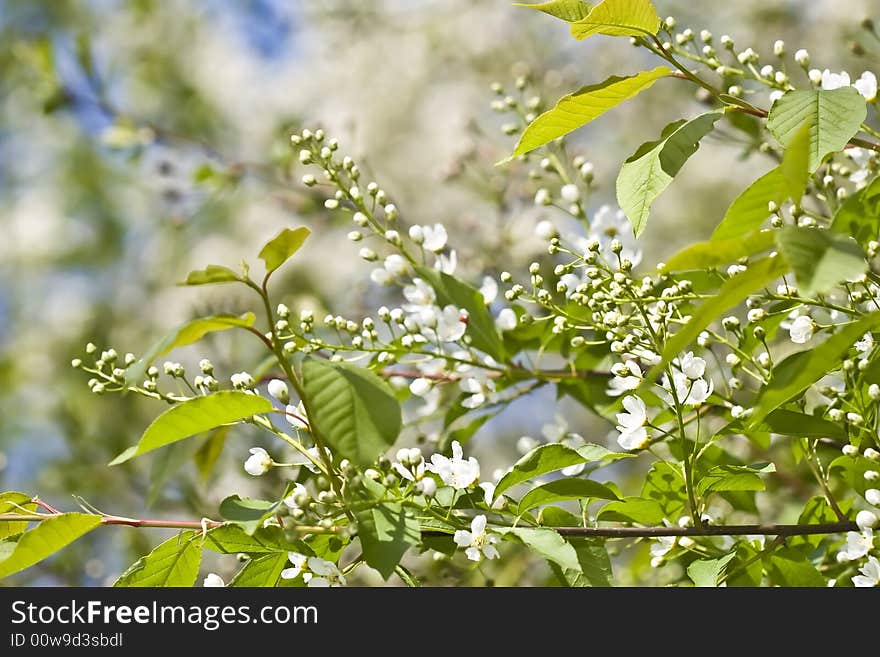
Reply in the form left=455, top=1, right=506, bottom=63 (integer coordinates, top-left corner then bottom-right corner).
left=1, top=512, right=857, bottom=539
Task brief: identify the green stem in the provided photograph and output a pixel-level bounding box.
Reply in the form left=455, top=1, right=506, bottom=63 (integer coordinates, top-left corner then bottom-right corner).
left=251, top=278, right=350, bottom=518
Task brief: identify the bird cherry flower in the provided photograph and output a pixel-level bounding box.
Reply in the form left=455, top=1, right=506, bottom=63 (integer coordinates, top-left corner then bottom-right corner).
left=285, top=400, right=309, bottom=431
left=392, top=447, right=427, bottom=484
left=789, top=315, right=814, bottom=344
left=855, top=71, right=878, bottom=102
left=852, top=555, right=880, bottom=587
left=426, top=440, right=480, bottom=489
left=662, top=370, right=714, bottom=407
left=820, top=69, right=877, bottom=101
left=421, top=224, right=448, bottom=252
left=460, top=374, right=496, bottom=409
left=244, top=447, right=273, bottom=476
left=649, top=535, right=676, bottom=566
left=836, top=529, right=875, bottom=562
left=478, top=482, right=505, bottom=509
left=607, top=361, right=642, bottom=396
left=495, top=308, right=517, bottom=331
left=267, top=378, right=289, bottom=404
left=281, top=553, right=347, bottom=587
left=616, top=395, right=649, bottom=450
left=855, top=332, right=874, bottom=355
left=676, top=352, right=706, bottom=379
left=306, top=558, right=347, bottom=587
left=856, top=510, right=879, bottom=531
left=434, top=250, right=457, bottom=274
left=433, top=305, right=467, bottom=342
left=203, top=573, right=225, bottom=587
left=283, top=482, right=308, bottom=510
left=402, top=278, right=436, bottom=311
left=560, top=183, right=580, bottom=203
left=453, top=514, right=500, bottom=562
left=820, top=69, right=851, bottom=90
left=480, top=276, right=498, bottom=304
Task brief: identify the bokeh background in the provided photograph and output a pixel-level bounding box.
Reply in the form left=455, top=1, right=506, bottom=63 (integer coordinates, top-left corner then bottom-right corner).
left=1, top=0, right=876, bottom=585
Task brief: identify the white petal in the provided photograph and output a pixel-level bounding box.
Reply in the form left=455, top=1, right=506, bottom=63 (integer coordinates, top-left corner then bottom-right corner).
left=482, top=544, right=500, bottom=560
left=307, top=557, right=335, bottom=576
left=471, top=514, right=488, bottom=535
left=288, top=552, right=308, bottom=568
left=454, top=530, right=473, bottom=547
left=392, top=462, right=415, bottom=481
left=479, top=482, right=496, bottom=506
left=280, top=567, right=302, bottom=580
left=464, top=547, right=482, bottom=561
left=617, top=426, right=649, bottom=450
left=451, top=441, right=463, bottom=460
left=307, top=577, right=331, bottom=587
left=202, top=573, right=225, bottom=587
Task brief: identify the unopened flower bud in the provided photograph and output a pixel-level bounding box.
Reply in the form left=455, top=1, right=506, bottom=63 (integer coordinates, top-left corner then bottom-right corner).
left=856, top=509, right=878, bottom=530
left=842, top=443, right=859, bottom=456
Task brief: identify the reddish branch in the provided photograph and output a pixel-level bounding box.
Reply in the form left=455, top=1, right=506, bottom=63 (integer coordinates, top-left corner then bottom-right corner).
left=1, top=510, right=858, bottom=539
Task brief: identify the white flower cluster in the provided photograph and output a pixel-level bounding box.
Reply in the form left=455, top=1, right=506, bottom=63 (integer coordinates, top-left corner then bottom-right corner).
left=281, top=552, right=347, bottom=587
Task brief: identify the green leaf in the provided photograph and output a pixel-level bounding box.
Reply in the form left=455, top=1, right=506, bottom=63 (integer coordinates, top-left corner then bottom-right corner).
left=570, top=0, right=660, bottom=39
left=194, top=426, right=228, bottom=483
left=230, top=553, right=292, bottom=587
left=497, top=527, right=580, bottom=571
left=125, top=313, right=256, bottom=385
left=831, top=175, right=880, bottom=248
left=687, top=552, right=736, bottom=587
left=518, top=478, right=619, bottom=514
left=775, top=227, right=866, bottom=298
left=508, top=67, right=670, bottom=159
left=794, top=496, right=851, bottom=548
left=663, top=230, right=775, bottom=271
left=767, top=88, right=867, bottom=171
left=617, top=112, right=723, bottom=236
left=829, top=455, right=877, bottom=497
left=493, top=443, right=629, bottom=499
left=750, top=312, right=880, bottom=426
left=564, top=538, right=613, bottom=587
left=0, top=513, right=102, bottom=580
left=721, top=409, right=846, bottom=440
left=204, top=525, right=292, bottom=554
left=641, top=461, right=686, bottom=516
left=552, top=538, right=613, bottom=587
left=768, top=550, right=826, bottom=587
left=415, top=267, right=506, bottom=360
left=779, top=123, right=811, bottom=204
left=147, top=439, right=199, bottom=507
left=179, top=264, right=242, bottom=286
left=110, top=392, right=273, bottom=465
left=301, top=358, right=401, bottom=467
left=648, top=256, right=789, bottom=385
left=557, top=376, right=612, bottom=414
left=219, top=496, right=281, bottom=535
left=0, top=493, right=36, bottom=540
left=395, top=564, right=422, bottom=587
left=219, top=495, right=281, bottom=535
left=356, top=503, right=420, bottom=580
left=514, top=0, right=592, bottom=21
left=712, top=168, right=785, bottom=240
left=597, top=497, right=664, bottom=524
left=114, top=533, right=201, bottom=587
left=538, top=506, right=582, bottom=527
left=258, top=226, right=310, bottom=275
left=697, top=463, right=775, bottom=495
